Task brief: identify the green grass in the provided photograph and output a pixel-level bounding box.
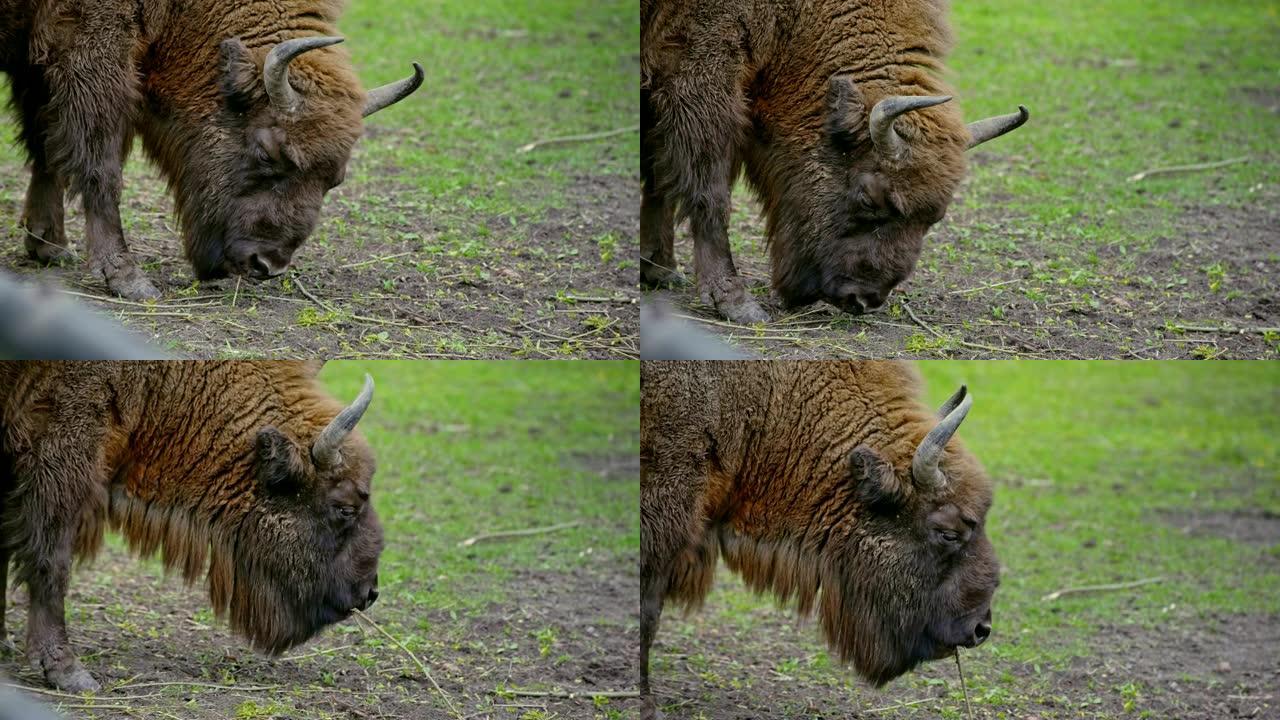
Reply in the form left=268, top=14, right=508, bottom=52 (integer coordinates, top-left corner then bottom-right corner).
left=0, top=0, right=635, bottom=216
left=952, top=1, right=1277, bottom=216
left=667, top=362, right=1280, bottom=717
left=698, top=0, right=1280, bottom=358
left=320, top=360, right=638, bottom=612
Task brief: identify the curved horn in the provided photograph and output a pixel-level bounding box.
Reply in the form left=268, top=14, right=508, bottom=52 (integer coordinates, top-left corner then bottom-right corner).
left=869, top=95, right=952, bottom=163
left=935, top=385, right=968, bottom=419
left=911, top=385, right=972, bottom=491
left=966, top=105, right=1029, bottom=150
left=264, top=36, right=345, bottom=114
left=363, top=62, right=425, bottom=117
left=312, top=373, right=374, bottom=469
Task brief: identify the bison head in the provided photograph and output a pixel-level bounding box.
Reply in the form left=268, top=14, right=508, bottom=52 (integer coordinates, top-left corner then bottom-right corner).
left=170, top=37, right=422, bottom=281
left=830, top=386, right=998, bottom=685
left=764, top=72, right=1027, bottom=314
left=213, top=374, right=384, bottom=655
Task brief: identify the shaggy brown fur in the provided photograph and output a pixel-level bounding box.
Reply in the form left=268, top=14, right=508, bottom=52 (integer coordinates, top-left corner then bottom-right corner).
left=0, top=0, right=420, bottom=299
left=0, top=361, right=382, bottom=692
left=640, top=361, right=999, bottom=718
left=641, top=0, right=1026, bottom=325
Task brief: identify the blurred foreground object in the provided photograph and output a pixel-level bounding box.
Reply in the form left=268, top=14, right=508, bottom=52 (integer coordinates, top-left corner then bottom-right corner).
left=0, top=680, right=63, bottom=720
left=0, top=273, right=168, bottom=359
left=640, top=302, right=751, bottom=359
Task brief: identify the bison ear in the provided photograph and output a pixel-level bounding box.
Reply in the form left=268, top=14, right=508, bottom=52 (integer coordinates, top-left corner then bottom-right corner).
left=220, top=38, right=259, bottom=111
left=256, top=427, right=307, bottom=495
left=826, top=73, right=866, bottom=148
left=850, top=445, right=908, bottom=513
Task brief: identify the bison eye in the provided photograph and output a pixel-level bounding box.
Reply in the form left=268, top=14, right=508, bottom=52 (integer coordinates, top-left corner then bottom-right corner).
left=937, top=528, right=962, bottom=544
left=338, top=505, right=357, bottom=519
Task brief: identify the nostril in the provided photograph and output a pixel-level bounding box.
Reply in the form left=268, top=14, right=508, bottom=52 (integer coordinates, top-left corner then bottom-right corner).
left=859, top=292, right=885, bottom=311
left=974, top=621, right=991, bottom=645
left=367, top=588, right=379, bottom=606
left=249, top=253, right=271, bottom=277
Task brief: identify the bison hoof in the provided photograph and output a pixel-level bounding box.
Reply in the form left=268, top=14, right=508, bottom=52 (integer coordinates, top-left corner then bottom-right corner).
left=641, top=702, right=665, bottom=720
left=22, top=227, right=72, bottom=264
left=641, top=263, right=689, bottom=289
left=700, top=277, right=770, bottom=325
left=98, top=264, right=161, bottom=301
left=45, top=661, right=100, bottom=694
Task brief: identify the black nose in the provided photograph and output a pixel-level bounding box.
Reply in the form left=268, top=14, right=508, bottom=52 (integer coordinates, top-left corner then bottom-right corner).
left=367, top=587, right=379, bottom=606
left=973, top=620, right=991, bottom=645
left=858, top=291, right=886, bottom=311
left=248, top=253, right=286, bottom=279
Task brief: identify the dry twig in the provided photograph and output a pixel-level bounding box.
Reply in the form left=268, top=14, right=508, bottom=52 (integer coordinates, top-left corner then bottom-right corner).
left=503, top=688, right=640, bottom=699
left=517, top=126, right=637, bottom=153
left=1042, top=576, right=1164, bottom=602
left=955, top=651, right=974, bottom=720
left=352, top=609, right=462, bottom=720
left=1128, top=155, right=1249, bottom=182
left=459, top=521, right=581, bottom=548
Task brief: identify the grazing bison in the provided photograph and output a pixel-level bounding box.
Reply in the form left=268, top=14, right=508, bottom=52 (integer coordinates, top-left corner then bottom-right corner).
left=640, top=361, right=998, bottom=717
left=0, top=361, right=382, bottom=692
left=640, top=0, right=1029, bottom=324
left=0, top=0, right=423, bottom=299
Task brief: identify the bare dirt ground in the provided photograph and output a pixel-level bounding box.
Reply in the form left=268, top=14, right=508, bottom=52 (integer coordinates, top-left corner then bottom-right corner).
left=1, top=550, right=638, bottom=719
left=646, top=507, right=1280, bottom=720
left=0, top=152, right=638, bottom=359
left=651, top=594, right=1277, bottom=720
left=644, top=183, right=1280, bottom=360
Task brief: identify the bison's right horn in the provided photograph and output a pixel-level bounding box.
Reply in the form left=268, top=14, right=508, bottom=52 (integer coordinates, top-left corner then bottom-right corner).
left=312, top=373, right=374, bottom=469
left=264, top=36, right=345, bottom=114
left=912, top=385, right=972, bottom=491
left=363, top=62, right=425, bottom=117
left=967, top=106, right=1030, bottom=149
left=869, top=95, right=952, bottom=164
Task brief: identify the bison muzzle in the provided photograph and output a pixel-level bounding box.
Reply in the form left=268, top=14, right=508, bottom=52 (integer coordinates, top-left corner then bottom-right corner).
left=0, top=361, right=383, bottom=692
left=641, top=0, right=1029, bottom=324
left=640, top=361, right=999, bottom=717
left=0, top=0, right=423, bottom=299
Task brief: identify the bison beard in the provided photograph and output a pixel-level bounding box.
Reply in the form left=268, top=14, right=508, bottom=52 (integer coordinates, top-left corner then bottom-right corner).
left=640, top=0, right=1028, bottom=325
left=0, top=362, right=382, bottom=692
left=0, top=0, right=423, bottom=299
left=640, top=361, right=999, bottom=717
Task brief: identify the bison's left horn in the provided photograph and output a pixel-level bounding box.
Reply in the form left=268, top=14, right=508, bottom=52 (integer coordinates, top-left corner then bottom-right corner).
left=363, top=63, right=425, bottom=117
left=869, top=95, right=952, bottom=164
left=911, top=385, right=972, bottom=491
left=312, top=373, right=375, bottom=469
left=264, top=36, right=345, bottom=114
left=966, top=106, right=1030, bottom=150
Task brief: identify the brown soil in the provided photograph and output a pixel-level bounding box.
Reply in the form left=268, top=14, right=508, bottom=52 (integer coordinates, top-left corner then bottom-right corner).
left=643, top=188, right=1280, bottom=360
left=0, top=157, right=638, bottom=359
left=648, top=574, right=1279, bottom=719
left=1, top=549, right=638, bottom=719
left=1161, top=508, right=1280, bottom=547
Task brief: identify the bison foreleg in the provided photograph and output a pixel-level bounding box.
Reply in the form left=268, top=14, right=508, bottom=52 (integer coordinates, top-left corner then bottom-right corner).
left=9, top=438, right=104, bottom=692
left=690, top=202, right=768, bottom=325
left=82, top=188, right=160, bottom=301
left=640, top=178, right=684, bottom=289
left=640, top=89, right=684, bottom=289
left=38, top=18, right=159, bottom=301
left=639, top=571, right=667, bottom=720
left=0, top=543, right=14, bottom=657
left=10, top=65, right=70, bottom=264
left=24, top=549, right=98, bottom=693
left=22, top=162, right=69, bottom=265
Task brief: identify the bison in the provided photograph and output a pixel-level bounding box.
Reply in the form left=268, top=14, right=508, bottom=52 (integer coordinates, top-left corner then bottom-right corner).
left=0, top=361, right=382, bottom=692
left=0, top=0, right=423, bottom=300
left=640, top=361, right=998, bottom=717
left=640, top=0, right=1029, bottom=324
